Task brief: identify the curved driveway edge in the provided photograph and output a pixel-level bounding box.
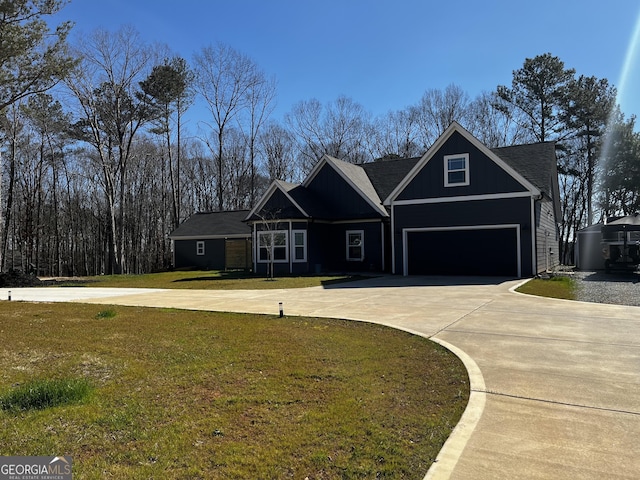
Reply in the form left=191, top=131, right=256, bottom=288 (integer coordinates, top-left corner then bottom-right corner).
left=5, top=276, right=640, bottom=479
left=424, top=338, right=486, bottom=480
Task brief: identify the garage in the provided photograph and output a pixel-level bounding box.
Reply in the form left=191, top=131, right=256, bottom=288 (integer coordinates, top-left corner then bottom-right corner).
left=404, top=226, right=520, bottom=276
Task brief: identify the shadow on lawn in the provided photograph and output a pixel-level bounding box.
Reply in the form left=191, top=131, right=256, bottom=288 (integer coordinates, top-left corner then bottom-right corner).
left=320, top=274, right=517, bottom=289
left=172, top=272, right=376, bottom=287
left=172, top=271, right=250, bottom=283
left=171, top=272, right=518, bottom=288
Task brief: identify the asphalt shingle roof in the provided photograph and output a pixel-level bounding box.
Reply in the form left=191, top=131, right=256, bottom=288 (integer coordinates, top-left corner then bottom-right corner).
left=324, top=156, right=385, bottom=213
left=170, top=210, right=251, bottom=238
left=491, top=142, right=558, bottom=198
left=361, top=156, right=421, bottom=201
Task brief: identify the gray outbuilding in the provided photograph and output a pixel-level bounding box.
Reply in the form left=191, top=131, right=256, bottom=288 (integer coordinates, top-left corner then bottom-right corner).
left=170, top=210, right=251, bottom=270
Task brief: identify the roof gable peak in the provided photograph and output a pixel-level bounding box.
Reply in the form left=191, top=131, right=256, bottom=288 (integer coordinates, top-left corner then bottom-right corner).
left=245, top=180, right=309, bottom=221
left=304, top=154, right=388, bottom=217
left=383, top=122, right=541, bottom=204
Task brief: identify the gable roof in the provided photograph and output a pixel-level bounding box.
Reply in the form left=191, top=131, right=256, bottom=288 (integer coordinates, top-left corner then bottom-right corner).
left=246, top=123, right=559, bottom=224
left=245, top=180, right=311, bottom=221
left=170, top=210, right=251, bottom=239
left=384, top=122, right=543, bottom=205
left=304, top=155, right=388, bottom=217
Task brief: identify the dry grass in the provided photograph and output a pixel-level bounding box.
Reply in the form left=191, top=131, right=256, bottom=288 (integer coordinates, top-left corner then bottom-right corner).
left=0, top=301, right=468, bottom=479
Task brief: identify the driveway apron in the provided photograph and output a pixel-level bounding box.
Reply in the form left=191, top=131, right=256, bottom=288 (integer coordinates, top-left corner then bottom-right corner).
left=7, top=277, right=640, bottom=479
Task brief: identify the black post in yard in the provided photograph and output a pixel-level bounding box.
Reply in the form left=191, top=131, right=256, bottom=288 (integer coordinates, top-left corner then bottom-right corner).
left=279, top=302, right=283, bottom=317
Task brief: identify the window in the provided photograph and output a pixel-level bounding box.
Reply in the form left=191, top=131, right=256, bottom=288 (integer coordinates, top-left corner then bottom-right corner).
left=292, top=230, right=307, bottom=262
left=346, top=230, right=364, bottom=261
left=444, top=153, right=469, bottom=187
left=258, top=231, right=288, bottom=262
left=196, top=241, right=205, bottom=256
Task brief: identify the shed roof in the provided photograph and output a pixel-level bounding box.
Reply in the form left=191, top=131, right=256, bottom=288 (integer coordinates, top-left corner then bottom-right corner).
left=170, top=210, right=251, bottom=239
left=607, top=214, right=640, bottom=226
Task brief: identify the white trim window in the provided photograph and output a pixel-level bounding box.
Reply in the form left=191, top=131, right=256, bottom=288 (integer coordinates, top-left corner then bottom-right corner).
left=258, top=231, right=288, bottom=262
left=292, top=230, right=307, bottom=262
left=196, top=241, right=205, bottom=256
left=444, top=153, right=470, bottom=187
left=346, top=230, right=364, bottom=261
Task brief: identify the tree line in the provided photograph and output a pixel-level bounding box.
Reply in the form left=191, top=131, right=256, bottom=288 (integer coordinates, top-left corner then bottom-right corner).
left=1, top=1, right=638, bottom=275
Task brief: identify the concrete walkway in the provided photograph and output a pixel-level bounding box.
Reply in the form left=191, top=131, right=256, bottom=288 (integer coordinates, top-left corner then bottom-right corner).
left=7, top=277, right=640, bottom=479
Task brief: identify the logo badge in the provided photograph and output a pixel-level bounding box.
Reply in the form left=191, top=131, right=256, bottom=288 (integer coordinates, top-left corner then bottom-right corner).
left=0, top=456, right=72, bottom=479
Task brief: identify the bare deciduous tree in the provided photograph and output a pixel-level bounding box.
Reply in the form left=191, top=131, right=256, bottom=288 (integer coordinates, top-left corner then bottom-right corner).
left=286, top=95, right=372, bottom=173
left=415, top=84, right=471, bottom=146
left=66, top=26, right=153, bottom=274
left=372, top=108, right=422, bottom=159
left=259, top=122, right=297, bottom=182
left=193, top=43, right=264, bottom=211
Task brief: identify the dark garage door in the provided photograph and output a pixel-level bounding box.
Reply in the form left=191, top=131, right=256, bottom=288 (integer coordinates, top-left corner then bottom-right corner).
left=406, top=228, right=518, bottom=276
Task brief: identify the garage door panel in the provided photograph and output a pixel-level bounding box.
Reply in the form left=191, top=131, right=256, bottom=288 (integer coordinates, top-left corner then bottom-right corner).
left=407, top=228, right=518, bottom=276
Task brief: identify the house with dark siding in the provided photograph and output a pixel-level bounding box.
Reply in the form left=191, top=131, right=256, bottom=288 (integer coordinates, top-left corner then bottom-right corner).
left=245, top=122, right=561, bottom=277
left=171, top=122, right=560, bottom=277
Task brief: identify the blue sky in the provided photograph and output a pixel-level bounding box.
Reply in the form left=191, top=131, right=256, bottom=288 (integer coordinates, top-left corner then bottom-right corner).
left=53, top=0, right=640, bottom=126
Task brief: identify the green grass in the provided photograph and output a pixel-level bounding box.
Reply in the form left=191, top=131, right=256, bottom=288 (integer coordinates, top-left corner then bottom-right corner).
left=515, top=275, right=576, bottom=300
left=0, top=302, right=468, bottom=479
left=95, top=309, right=117, bottom=319
left=0, top=378, right=93, bottom=411
left=56, top=270, right=369, bottom=290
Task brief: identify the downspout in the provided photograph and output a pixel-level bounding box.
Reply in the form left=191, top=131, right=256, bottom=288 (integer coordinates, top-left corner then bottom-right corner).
left=380, top=221, right=385, bottom=272
left=289, top=220, right=293, bottom=274
left=531, top=196, right=536, bottom=276
left=252, top=222, right=257, bottom=273
left=171, top=238, right=175, bottom=268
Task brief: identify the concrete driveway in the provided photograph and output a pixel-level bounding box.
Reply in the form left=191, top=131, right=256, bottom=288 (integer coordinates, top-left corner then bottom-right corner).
left=7, top=277, right=640, bottom=479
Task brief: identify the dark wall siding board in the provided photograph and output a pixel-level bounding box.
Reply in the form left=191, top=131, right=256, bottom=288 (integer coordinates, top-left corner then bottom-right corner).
left=393, top=197, right=533, bottom=276
left=398, top=131, right=528, bottom=200
left=174, top=239, right=226, bottom=269
left=307, top=165, right=379, bottom=218
left=338, top=222, right=384, bottom=272
left=394, top=197, right=531, bottom=229
left=407, top=229, right=518, bottom=276
left=305, top=221, right=384, bottom=273
left=259, top=189, right=306, bottom=218
left=307, top=223, right=332, bottom=271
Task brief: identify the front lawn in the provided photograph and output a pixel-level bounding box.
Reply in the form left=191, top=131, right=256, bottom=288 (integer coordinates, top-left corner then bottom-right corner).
left=0, top=302, right=468, bottom=479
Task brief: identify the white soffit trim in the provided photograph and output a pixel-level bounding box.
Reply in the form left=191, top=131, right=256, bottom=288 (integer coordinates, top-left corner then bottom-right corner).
left=383, top=122, right=541, bottom=205
left=392, top=191, right=533, bottom=206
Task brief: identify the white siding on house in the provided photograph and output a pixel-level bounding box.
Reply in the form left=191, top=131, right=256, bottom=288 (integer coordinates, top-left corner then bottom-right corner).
left=535, top=199, right=560, bottom=273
